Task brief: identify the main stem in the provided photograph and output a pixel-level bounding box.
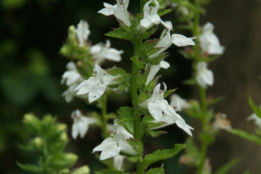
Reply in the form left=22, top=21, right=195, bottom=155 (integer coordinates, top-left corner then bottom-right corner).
left=197, top=87, right=208, bottom=174
left=130, top=37, right=143, bottom=174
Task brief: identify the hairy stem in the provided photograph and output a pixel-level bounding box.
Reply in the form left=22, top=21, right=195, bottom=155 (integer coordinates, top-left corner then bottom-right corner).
left=130, top=36, right=143, bottom=174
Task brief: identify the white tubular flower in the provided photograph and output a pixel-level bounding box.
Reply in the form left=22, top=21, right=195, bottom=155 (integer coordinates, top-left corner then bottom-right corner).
left=71, top=110, right=97, bottom=139
left=212, top=113, right=231, bottom=131
left=90, top=40, right=123, bottom=64
left=170, top=94, right=191, bottom=111
left=247, top=112, right=261, bottom=128
left=75, top=20, right=90, bottom=47
left=149, top=21, right=195, bottom=59
left=62, top=84, right=77, bottom=103
left=196, top=61, right=214, bottom=88
left=98, top=0, right=131, bottom=27
left=146, top=60, right=170, bottom=85
left=93, top=121, right=137, bottom=160
left=199, top=22, right=224, bottom=55
left=61, top=62, right=83, bottom=86
left=140, top=0, right=163, bottom=29
left=139, top=84, right=193, bottom=136
left=75, top=64, right=122, bottom=103
left=113, top=154, right=124, bottom=170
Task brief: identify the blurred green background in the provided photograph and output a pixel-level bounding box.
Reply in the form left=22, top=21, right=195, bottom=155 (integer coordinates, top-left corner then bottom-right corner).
left=0, top=0, right=193, bottom=173
left=1, top=0, right=261, bottom=173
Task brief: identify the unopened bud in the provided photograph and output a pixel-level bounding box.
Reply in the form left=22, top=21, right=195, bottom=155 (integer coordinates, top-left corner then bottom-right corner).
left=33, top=137, right=43, bottom=149
left=23, top=113, right=41, bottom=134
left=60, top=132, right=68, bottom=142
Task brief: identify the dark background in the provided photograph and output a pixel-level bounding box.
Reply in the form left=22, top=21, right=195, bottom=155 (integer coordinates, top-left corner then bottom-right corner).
left=0, top=0, right=260, bottom=173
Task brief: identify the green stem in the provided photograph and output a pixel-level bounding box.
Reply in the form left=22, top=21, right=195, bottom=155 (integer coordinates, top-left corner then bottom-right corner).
left=130, top=36, right=143, bottom=174
left=100, top=95, right=108, bottom=138
left=99, top=95, right=114, bottom=169
left=197, top=87, right=208, bottom=174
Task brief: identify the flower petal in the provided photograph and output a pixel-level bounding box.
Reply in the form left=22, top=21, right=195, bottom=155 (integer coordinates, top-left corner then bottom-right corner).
left=72, top=123, right=79, bottom=140
left=171, top=34, right=195, bottom=47
left=75, top=77, right=98, bottom=95
left=88, top=83, right=106, bottom=103
left=148, top=102, right=163, bottom=121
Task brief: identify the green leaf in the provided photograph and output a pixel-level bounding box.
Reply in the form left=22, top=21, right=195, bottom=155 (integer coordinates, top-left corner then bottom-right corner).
left=229, top=129, right=261, bottom=146
left=117, top=107, right=135, bottom=123
left=143, top=28, right=157, bottom=40
left=158, top=8, right=173, bottom=16
left=106, top=27, right=133, bottom=41
left=145, top=75, right=160, bottom=92
left=127, top=139, right=143, bottom=155
left=214, top=159, right=237, bottom=174
left=49, top=153, right=78, bottom=170
left=23, top=113, right=42, bottom=135
left=145, top=166, right=165, bottom=174
left=249, top=97, right=261, bottom=118
left=185, top=100, right=201, bottom=119
left=17, top=162, right=42, bottom=173
left=183, top=78, right=196, bottom=85
left=164, top=89, right=177, bottom=98
left=117, top=107, right=134, bottom=135
left=142, top=144, right=186, bottom=170
left=72, top=165, right=90, bottom=174
left=95, top=169, right=128, bottom=174
left=145, top=129, right=167, bottom=138
left=126, top=155, right=140, bottom=163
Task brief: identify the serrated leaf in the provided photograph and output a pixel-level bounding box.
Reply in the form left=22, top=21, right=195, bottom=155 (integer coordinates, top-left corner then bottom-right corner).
left=214, top=159, right=237, bottom=174
left=145, top=166, right=165, bottom=174
left=17, top=162, right=42, bottom=173
left=249, top=97, right=261, bottom=118
left=117, top=107, right=134, bottom=135
left=149, top=52, right=168, bottom=65
left=117, top=107, right=135, bottom=123
left=164, top=89, right=177, bottom=98
left=142, top=144, right=186, bottom=170
left=158, top=8, right=173, bottom=16
left=127, top=139, right=143, bottom=155
left=183, top=78, right=196, bottom=85
left=143, top=28, right=157, bottom=40
left=145, top=75, right=160, bottom=92
left=106, top=27, right=133, bottom=41
left=229, top=129, right=261, bottom=146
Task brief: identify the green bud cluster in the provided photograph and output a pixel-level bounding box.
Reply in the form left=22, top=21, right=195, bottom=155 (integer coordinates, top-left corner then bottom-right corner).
left=17, top=113, right=90, bottom=174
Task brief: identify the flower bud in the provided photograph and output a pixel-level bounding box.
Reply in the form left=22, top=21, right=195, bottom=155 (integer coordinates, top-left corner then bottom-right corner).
left=68, top=25, right=77, bottom=44
left=33, top=137, right=43, bottom=149
left=23, top=113, right=42, bottom=134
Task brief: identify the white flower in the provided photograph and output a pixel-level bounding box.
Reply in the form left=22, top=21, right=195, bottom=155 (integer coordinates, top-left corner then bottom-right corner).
left=98, top=0, right=131, bottom=27
left=139, top=83, right=193, bottom=136
left=140, top=0, right=163, bottom=29
left=149, top=21, right=195, bottom=59
left=196, top=61, right=214, bottom=88
left=146, top=60, right=170, bottom=84
left=71, top=110, right=97, bottom=139
left=61, top=62, right=83, bottom=86
left=199, top=22, right=224, bottom=55
left=113, top=154, right=124, bottom=170
left=75, top=20, right=90, bottom=47
left=75, top=64, right=122, bottom=103
left=90, top=40, right=123, bottom=64
left=62, top=84, right=77, bottom=103
left=170, top=94, right=191, bottom=111
left=247, top=112, right=261, bottom=128
left=212, top=113, right=231, bottom=131
left=93, top=121, right=137, bottom=160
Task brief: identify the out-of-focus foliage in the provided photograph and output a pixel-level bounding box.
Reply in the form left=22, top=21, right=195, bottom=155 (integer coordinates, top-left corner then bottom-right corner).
left=0, top=0, right=192, bottom=173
